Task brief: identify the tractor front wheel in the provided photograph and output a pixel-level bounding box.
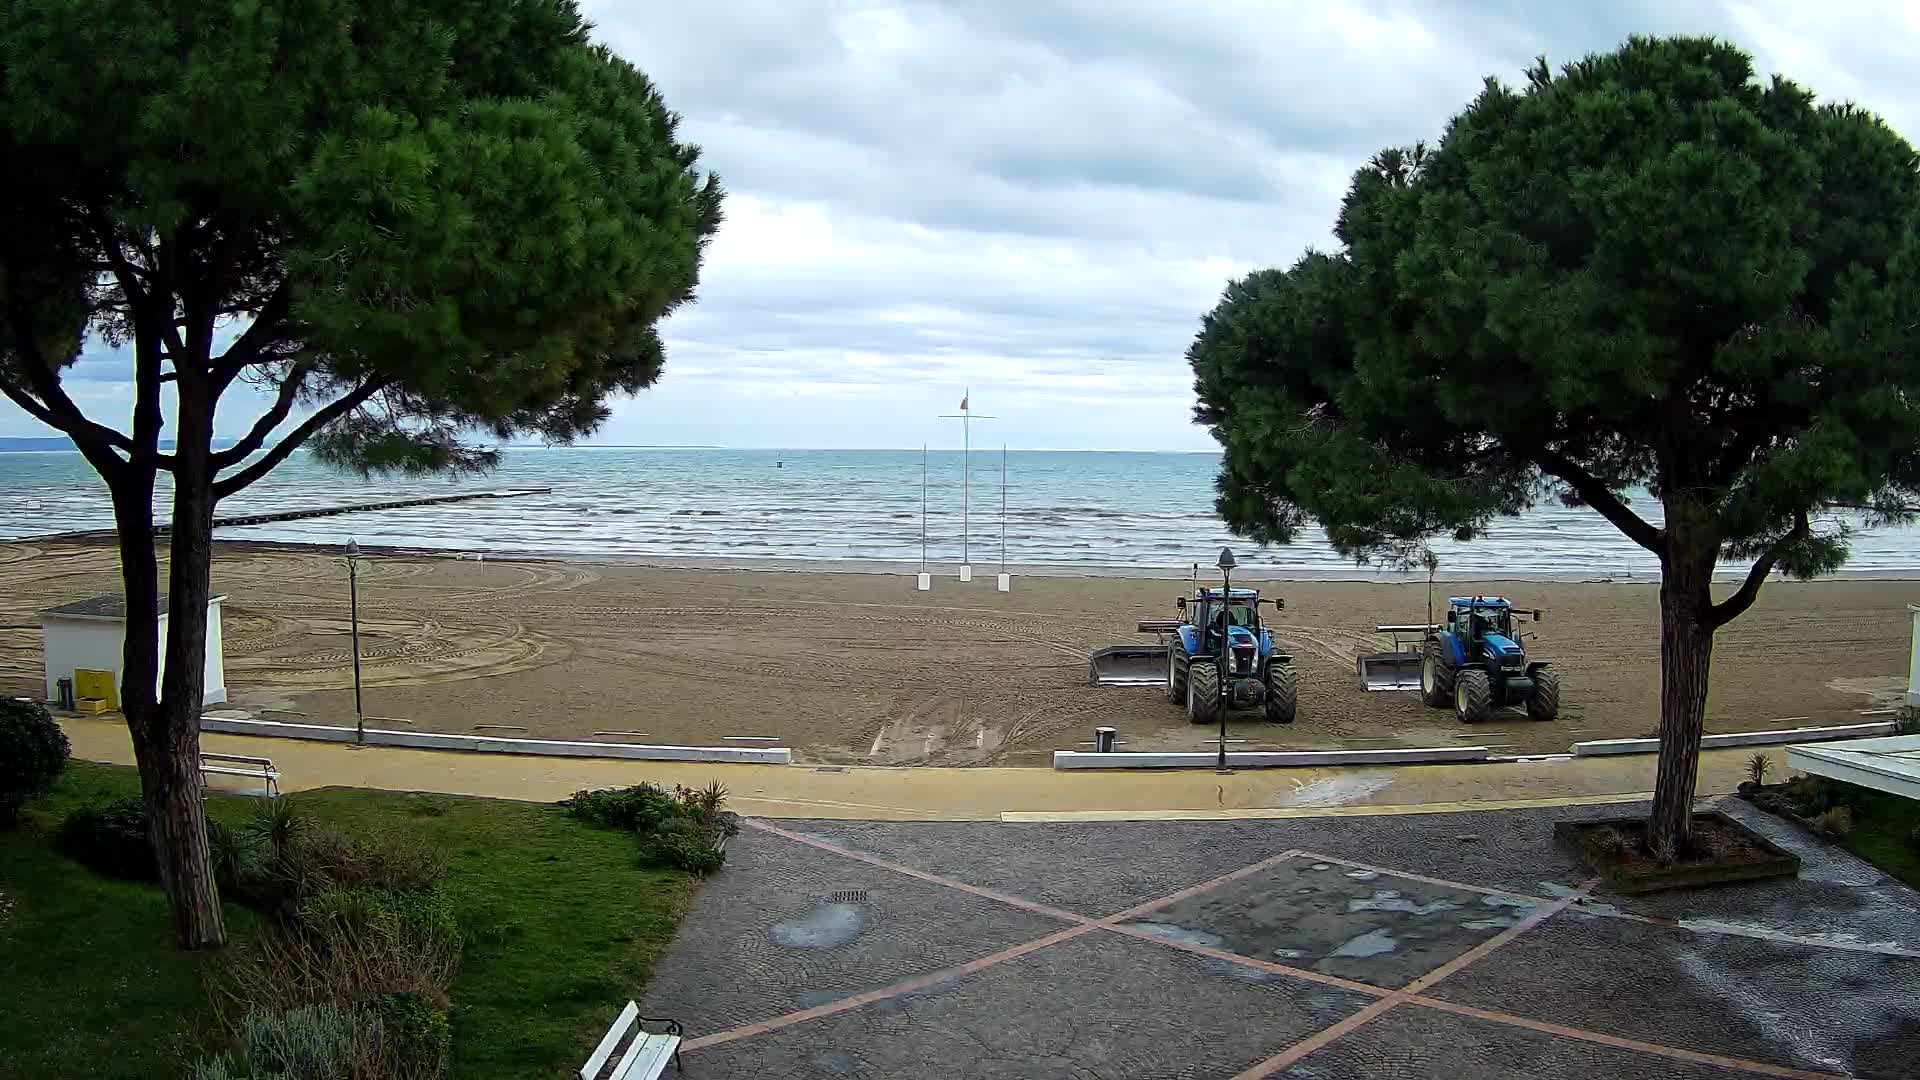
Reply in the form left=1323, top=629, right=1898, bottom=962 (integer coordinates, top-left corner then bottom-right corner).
left=1454, top=669, right=1491, bottom=723
left=1264, top=663, right=1297, bottom=724
left=1167, top=650, right=1186, bottom=704
left=1527, top=669, right=1561, bottom=720
left=1187, top=661, right=1220, bottom=724
left=1421, top=641, right=1454, bottom=708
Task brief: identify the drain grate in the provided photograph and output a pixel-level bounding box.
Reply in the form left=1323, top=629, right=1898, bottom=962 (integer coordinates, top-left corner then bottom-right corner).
left=827, top=889, right=869, bottom=904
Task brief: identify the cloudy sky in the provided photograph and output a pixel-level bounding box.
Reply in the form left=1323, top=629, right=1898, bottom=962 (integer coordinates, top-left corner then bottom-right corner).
left=6, top=1, right=1918, bottom=452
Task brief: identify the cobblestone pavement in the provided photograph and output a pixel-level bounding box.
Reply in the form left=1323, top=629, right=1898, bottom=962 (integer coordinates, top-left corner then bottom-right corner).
left=640, top=798, right=1920, bottom=1078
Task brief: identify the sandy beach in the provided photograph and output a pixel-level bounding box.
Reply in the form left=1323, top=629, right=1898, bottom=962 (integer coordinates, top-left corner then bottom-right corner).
left=1, top=538, right=1913, bottom=765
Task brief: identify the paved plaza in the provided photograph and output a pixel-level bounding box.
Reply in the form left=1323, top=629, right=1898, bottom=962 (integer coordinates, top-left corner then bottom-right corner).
left=642, top=799, right=1920, bottom=1078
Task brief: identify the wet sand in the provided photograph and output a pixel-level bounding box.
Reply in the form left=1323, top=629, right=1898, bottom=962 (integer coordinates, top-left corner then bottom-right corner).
left=0, top=539, right=1911, bottom=765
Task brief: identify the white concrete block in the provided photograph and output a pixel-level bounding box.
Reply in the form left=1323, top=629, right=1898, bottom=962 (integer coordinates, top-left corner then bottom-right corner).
left=1570, top=721, right=1898, bottom=757
left=997, top=573, right=1011, bottom=592
left=1051, top=746, right=1490, bottom=770
left=197, top=716, right=793, bottom=764
left=958, top=564, right=973, bottom=582
left=915, top=572, right=932, bottom=591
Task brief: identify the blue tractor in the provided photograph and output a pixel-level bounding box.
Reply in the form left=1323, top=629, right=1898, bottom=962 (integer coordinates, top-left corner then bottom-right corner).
left=1165, top=586, right=1296, bottom=725
left=1415, top=597, right=1559, bottom=723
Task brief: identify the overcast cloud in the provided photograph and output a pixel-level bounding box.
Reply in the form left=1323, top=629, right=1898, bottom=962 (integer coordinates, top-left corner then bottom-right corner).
left=6, top=1, right=1919, bottom=451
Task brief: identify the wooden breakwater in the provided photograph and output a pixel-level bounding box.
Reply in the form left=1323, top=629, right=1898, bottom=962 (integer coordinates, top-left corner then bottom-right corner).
left=153, top=488, right=552, bottom=533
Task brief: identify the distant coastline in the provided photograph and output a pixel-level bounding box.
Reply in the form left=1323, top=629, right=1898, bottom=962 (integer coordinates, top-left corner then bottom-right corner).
left=0, top=436, right=239, bottom=453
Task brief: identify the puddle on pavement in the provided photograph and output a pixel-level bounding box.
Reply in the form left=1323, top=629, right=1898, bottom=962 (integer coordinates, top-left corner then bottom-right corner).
left=1348, top=889, right=1461, bottom=917
left=1278, top=771, right=1394, bottom=808
left=1459, top=917, right=1514, bottom=930
left=1330, top=928, right=1399, bottom=958
left=772, top=902, right=865, bottom=948
left=1123, top=921, right=1226, bottom=950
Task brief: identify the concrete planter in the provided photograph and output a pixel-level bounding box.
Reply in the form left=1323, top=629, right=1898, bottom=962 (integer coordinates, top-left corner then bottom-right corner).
left=1554, top=811, right=1801, bottom=894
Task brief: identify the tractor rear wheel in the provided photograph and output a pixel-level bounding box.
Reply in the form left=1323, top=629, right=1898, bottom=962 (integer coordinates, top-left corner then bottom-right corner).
left=1527, top=669, right=1561, bottom=720
left=1187, top=661, right=1220, bottom=724
left=1264, top=663, right=1297, bottom=724
left=1454, top=669, right=1491, bottom=723
left=1167, top=650, right=1186, bottom=704
left=1420, top=640, right=1454, bottom=708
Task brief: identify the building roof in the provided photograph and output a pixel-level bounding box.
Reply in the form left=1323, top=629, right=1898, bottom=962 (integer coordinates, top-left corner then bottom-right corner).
left=41, top=593, right=226, bottom=620
left=1787, top=734, right=1920, bottom=801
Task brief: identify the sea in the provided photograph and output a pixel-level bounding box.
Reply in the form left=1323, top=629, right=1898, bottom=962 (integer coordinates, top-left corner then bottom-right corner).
left=3, top=446, right=1919, bottom=581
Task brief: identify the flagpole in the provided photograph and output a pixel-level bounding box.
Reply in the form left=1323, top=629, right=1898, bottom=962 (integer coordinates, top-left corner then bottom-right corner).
left=1000, top=443, right=1007, bottom=571
left=938, top=392, right=993, bottom=582
left=921, top=443, right=928, bottom=570
left=962, top=387, right=970, bottom=568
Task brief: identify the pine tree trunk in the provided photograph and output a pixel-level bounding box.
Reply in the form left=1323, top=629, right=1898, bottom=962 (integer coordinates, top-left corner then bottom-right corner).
left=1647, top=509, right=1718, bottom=862
left=156, top=387, right=224, bottom=949
left=111, top=380, right=226, bottom=950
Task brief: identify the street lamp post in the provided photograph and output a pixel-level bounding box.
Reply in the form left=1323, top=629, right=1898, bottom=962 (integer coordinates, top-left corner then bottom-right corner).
left=1215, top=546, right=1236, bottom=774
left=345, top=538, right=365, bottom=746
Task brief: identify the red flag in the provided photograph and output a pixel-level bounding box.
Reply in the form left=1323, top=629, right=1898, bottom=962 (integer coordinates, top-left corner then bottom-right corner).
left=959, top=395, right=968, bottom=411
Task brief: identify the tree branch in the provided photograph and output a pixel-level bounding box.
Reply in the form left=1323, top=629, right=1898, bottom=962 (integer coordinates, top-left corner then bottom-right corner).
left=213, top=378, right=388, bottom=499
left=209, top=282, right=291, bottom=393
left=89, top=208, right=191, bottom=363
left=1, top=298, right=146, bottom=469
left=1707, top=510, right=1809, bottom=630
left=211, top=363, right=311, bottom=468
left=1530, top=445, right=1666, bottom=554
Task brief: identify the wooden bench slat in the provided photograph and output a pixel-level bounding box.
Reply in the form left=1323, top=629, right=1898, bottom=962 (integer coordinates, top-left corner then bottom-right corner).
left=612, top=1033, right=679, bottom=1080
left=580, top=1001, right=639, bottom=1080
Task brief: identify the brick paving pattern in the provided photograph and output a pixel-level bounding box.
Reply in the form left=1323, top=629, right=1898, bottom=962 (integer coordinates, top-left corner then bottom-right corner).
left=641, top=799, right=1920, bottom=1078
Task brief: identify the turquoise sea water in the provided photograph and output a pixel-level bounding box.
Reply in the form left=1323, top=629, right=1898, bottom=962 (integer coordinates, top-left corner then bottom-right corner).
left=2, top=446, right=1917, bottom=579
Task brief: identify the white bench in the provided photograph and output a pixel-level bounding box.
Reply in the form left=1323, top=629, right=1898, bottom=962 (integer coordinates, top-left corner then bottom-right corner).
left=199, top=752, right=280, bottom=798
left=581, top=1001, right=682, bottom=1079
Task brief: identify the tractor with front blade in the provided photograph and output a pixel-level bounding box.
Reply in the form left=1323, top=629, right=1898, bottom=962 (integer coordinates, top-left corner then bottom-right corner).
left=1087, top=549, right=1297, bottom=724
left=1357, top=596, right=1558, bottom=722
left=1163, top=586, right=1296, bottom=724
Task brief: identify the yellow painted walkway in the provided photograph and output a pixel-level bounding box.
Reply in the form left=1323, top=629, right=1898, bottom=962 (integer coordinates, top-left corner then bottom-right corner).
left=60, top=717, right=1772, bottom=822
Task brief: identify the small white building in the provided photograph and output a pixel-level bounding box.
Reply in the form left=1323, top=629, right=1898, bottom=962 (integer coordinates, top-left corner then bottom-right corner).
left=40, top=594, right=227, bottom=709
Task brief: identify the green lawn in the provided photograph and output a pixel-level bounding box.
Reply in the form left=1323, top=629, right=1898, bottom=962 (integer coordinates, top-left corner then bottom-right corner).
left=0, top=762, right=697, bottom=1080
left=1836, top=786, right=1920, bottom=891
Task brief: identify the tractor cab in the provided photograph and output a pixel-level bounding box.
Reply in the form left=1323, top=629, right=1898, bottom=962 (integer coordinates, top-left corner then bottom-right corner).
left=1445, top=597, right=1525, bottom=666
left=1179, top=587, right=1272, bottom=669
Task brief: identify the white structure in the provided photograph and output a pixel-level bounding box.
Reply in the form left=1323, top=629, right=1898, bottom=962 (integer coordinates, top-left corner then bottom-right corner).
left=40, top=594, right=227, bottom=708
left=1908, top=604, right=1920, bottom=706
left=1788, top=735, right=1920, bottom=801
left=1781, top=603, right=1920, bottom=800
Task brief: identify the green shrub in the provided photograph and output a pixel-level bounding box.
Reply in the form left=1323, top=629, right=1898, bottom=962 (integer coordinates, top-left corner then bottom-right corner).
left=0, top=698, right=69, bottom=825
left=276, top=826, right=447, bottom=901
left=675, top=781, right=740, bottom=837
left=215, top=883, right=462, bottom=1024
left=1745, top=753, right=1772, bottom=786
left=54, top=797, right=156, bottom=881
left=1816, top=806, right=1854, bottom=837
left=639, top=830, right=725, bottom=875
left=368, top=991, right=451, bottom=1080
left=192, top=1003, right=386, bottom=1080
left=561, top=783, right=678, bottom=831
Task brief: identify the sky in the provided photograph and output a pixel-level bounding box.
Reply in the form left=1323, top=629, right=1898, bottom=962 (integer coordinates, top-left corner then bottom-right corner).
left=6, top=1, right=1920, bottom=452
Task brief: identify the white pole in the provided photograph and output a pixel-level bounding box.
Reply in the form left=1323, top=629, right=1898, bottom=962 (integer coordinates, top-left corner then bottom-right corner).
left=997, top=443, right=1011, bottom=592
left=962, top=387, right=970, bottom=568
left=917, top=444, right=932, bottom=591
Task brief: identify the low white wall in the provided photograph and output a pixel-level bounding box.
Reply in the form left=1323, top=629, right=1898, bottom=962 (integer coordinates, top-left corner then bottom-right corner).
left=1571, top=721, right=1897, bottom=757
left=198, top=716, right=792, bottom=764
left=1052, top=746, right=1490, bottom=770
